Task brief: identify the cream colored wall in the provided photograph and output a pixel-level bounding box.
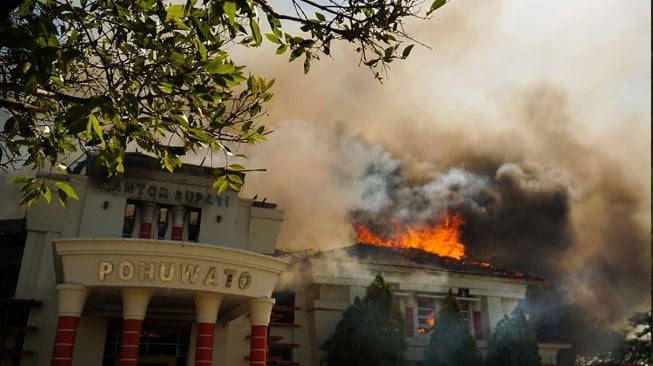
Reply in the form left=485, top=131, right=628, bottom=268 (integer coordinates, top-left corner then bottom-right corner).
left=214, top=314, right=250, bottom=366
left=1, top=165, right=287, bottom=366
left=15, top=232, right=60, bottom=366
left=288, top=288, right=312, bottom=366
left=199, top=191, right=242, bottom=248
left=247, top=207, right=284, bottom=254
left=78, top=184, right=125, bottom=238
left=72, top=316, right=108, bottom=365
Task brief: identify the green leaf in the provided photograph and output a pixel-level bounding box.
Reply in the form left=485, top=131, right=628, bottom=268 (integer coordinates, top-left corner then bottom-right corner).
left=250, top=19, right=262, bottom=45
left=402, top=44, right=414, bottom=59
left=217, top=179, right=229, bottom=194
left=87, top=113, right=105, bottom=146
left=12, top=175, right=35, bottom=184
left=167, top=4, right=185, bottom=20
left=275, top=44, right=288, bottom=55
left=228, top=163, right=245, bottom=171
left=41, top=185, right=52, bottom=204
left=315, top=12, right=325, bottom=21
left=21, top=188, right=40, bottom=209
left=206, top=59, right=235, bottom=75
left=3, top=117, right=16, bottom=133
left=265, top=33, right=281, bottom=44
left=195, top=36, right=207, bottom=60
left=227, top=173, right=243, bottom=184
left=54, top=181, right=79, bottom=200
left=50, top=75, right=64, bottom=87
left=223, top=1, right=236, bottom=24
left=162, top=155, right=182, bottom=173
left=159, top=82, right=173, bottom=94
left=428, top=0, right=447, bottom=15
left=57, top=189, right=68, bottom=207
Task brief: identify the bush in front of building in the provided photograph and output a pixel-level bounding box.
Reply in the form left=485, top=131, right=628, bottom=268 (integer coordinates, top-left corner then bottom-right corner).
left=423, top=289, right=482, bottom=366
left=321, top=274, right=407, bottom=366
left=485, top=308, right=542, bottom=366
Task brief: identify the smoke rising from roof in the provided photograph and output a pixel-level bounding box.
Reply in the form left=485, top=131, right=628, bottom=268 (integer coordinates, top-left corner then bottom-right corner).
left=238, top=0, right=651, bottom=327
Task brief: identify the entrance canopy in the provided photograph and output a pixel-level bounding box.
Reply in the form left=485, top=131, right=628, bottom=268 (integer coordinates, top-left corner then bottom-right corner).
left=53, top=239, right=288, bottom=299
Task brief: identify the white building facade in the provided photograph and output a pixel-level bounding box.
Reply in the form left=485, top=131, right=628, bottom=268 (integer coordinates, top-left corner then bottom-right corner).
left=267, top=245, right=571, bottom=366
left=0, top=153, right=287, bottom=366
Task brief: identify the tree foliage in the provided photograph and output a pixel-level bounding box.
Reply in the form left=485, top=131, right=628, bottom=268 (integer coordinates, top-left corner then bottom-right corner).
left=423, top=289, right=481, bottom=366
left=485, top=308, right=542, bottom=366
left=622, top=311, right=651, bottom=366
left=0, top=0, right=448, bottom=206
left=321, top=274, right=406, bottom=366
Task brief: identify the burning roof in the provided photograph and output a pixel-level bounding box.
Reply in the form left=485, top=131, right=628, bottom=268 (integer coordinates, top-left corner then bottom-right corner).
left=312, top=243, right=543, bottom=282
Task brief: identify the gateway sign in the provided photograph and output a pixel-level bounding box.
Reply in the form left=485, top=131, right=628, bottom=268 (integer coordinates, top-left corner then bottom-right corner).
left=98, top=260, right=252, bottom=290
left=54, top=239, right=288, bottom=298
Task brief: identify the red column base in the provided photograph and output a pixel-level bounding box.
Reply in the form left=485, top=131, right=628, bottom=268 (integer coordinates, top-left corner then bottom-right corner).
left=171, top=226, right=183, bottom=241
left=249, top=325, right=268, bottom=366
left=138, top=222, right=152, bottom=239
left=195, top=322, right=215, bottom=365
left=51, top=316, right=80, bottom=366
left=119, top=318, right=143, bottom=366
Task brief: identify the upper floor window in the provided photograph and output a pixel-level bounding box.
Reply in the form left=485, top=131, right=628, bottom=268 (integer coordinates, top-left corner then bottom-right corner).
left=121, top=201, right=201, bottom=242
left=157, top=207, right=169, bottom=240
left=187, top=209, right=201, bottom=242
left=122, top=202, right=137, bottom=238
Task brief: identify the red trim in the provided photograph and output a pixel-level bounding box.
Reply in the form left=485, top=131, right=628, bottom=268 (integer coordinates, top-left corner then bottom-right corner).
left=249, top=325, right=268, bottom=366
left=473, top=311, right=482, bottom=340
left=305, top=307, right=343, bottom=313
left=194, top=322, right=215, bottom=366
left=138, top=222, right=152, bottom=239
left=50, top=316, right=80, bottom=366
left=405, top=307, right=414, bottom=337
left=272, top=305, right=301, bottom=311
left=171, top=226, right=183, bottom=241
left=119, top=318, right=143, bottom=366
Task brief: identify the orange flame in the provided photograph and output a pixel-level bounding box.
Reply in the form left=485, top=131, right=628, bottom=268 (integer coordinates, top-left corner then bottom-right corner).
left=354, top=211, right=466, bottom=260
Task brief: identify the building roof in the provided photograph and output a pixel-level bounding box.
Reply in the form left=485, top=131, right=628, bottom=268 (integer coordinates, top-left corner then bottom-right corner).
left=312, top=243, right=543, bottom=282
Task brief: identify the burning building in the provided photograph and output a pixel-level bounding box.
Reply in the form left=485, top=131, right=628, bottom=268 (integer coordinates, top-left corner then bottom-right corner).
left=266, top=213, right=572, bottom=366
left=0, top=153, right=287, bottom=366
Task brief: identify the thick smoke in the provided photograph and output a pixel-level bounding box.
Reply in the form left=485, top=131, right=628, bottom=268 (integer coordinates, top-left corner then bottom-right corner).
left=235, top=0, right=650, bottom=334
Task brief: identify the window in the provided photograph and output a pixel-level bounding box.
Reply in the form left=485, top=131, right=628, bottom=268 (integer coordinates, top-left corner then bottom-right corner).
left=187, top=208, right=201, bottom=242
left=417, top=298, right=440, bottom=335
left=415, top=293, right=479, bottom=337
left=122, top=202, right=137, bottom=238
left=157, top=207, right=169, bottom=240
left=102, top=319, right=190, bottom=366
left=121, top=201, right=201, bottom=242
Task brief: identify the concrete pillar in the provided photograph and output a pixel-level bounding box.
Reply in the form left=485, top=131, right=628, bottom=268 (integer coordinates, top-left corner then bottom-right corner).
left=51, top=284, right=89, bottom=366
left=138, top=202, right=157, bottom=239
left=485, top=296, right=503, bottom=334
left=248, top=297, right=275, bottom=366
left=119, top=288, right=152, bottom=366
left=171, top=206, right=186, bottom=241
left=193, top=293, right=223, bottom=366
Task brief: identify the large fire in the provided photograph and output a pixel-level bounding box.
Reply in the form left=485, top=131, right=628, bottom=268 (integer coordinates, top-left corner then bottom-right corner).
left=354, top=211, right=467, bottom=260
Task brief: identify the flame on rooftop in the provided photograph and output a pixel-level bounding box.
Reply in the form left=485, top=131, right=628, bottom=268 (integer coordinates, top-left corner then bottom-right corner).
left=354, top=211, right=467, bottom=260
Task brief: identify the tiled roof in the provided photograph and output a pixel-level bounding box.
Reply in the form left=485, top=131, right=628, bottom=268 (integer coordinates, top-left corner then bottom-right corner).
left=312, top=243, right=542, bottom=281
